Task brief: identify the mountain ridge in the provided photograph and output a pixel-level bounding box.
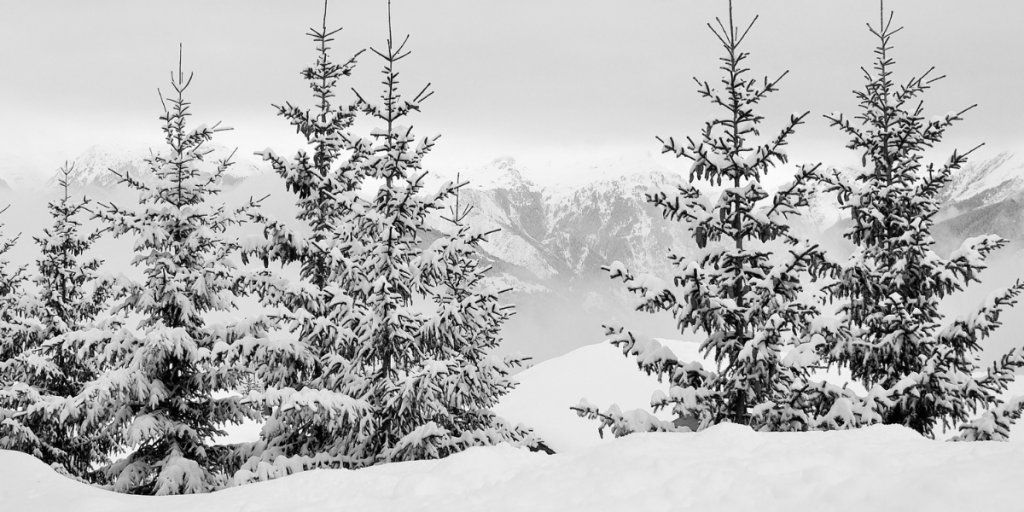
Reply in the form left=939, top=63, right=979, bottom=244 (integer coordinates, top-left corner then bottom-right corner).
left=50, top=142, right=268, bottom=189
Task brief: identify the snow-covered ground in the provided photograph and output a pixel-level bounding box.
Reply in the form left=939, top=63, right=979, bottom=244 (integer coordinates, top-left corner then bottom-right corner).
left=494, top=338, right=708, bottom=452
left=5, top=422, right=1024, bottom=511
left=6, top=339, right=1024, bottom=511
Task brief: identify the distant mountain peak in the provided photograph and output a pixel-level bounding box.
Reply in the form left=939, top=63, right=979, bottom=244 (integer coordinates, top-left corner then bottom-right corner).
left=491, top=156, right=517, bottom=169
left=50, top=141, right=268, bottom=189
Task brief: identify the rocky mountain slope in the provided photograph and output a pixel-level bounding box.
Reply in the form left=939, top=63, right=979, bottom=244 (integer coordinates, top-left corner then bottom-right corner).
left=929, top=152, right=1024, bottom=255
left=427, top=153, right=698, bottom=286
left=422, top=153, right=707, bottom=360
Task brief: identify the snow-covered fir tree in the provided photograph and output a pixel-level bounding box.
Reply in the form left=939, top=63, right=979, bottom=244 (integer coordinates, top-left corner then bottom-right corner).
left=574, top=1, right=834, bottom=435
left=345, top=6, right=532, bottom=461
left=231, top=2, right=533, bottom=482
left=228, top=4, right=377, bottom=479
left=55, top=57, right=284, bottom=494
left=817, top=3, right=1024, bottom=440
left=0, top=212, right=41, bottom=464
left=0, top=165, right=115, bottom=479
left=0, top=212, right=30, bottom=368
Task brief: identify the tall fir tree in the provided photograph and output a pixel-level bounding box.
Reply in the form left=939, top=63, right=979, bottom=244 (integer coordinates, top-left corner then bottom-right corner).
left=232, top=1, right=532, bottom=482
left=229, top=3, right=376, bottom=480
left=817, top=3, right=1024, bottom=440
left=0, top=211, right=30, bottom=368
left=58, top=54, right=285, bottom=494
left=344, top=0, right=532, bottom=462
left=0, top=165, right=115, bottom=479
left=0, top=211, right=42, bottom=465
left=574, top=1, right=833, bottom=435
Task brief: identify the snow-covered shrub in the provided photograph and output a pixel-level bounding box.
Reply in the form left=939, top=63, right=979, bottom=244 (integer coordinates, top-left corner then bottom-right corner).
left=574, top=1, right=832, bottom=435
left=818, top=5, right=1024, bottom=440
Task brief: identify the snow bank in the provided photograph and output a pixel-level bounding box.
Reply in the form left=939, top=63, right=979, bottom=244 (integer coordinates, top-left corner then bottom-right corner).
left=5, top=423, right=1024, bottom=511
left=494, top=338, right=710, bottom=452
left=495, top=339, right=1024, bottom=450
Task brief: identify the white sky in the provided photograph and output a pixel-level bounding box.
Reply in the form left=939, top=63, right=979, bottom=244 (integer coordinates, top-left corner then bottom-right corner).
left=1, top=0, right=1022, bottom=179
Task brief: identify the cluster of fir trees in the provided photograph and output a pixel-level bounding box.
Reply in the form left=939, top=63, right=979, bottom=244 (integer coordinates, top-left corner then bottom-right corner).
left=4, top=0, right=1024, bottom=499
left=0, top=2, right=534, bottom=495
left=576, top=1, right=1024, bottom=441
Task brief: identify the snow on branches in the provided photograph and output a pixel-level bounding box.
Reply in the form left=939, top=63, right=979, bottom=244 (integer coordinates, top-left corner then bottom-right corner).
left=230, top=2, right=535, bottom=484
left=0, top=164, right=118, bottom=480
left=817, top=4, right=1024, bottom=440
left=50, top=55, right=292, bottom=494
left=577, top=1, right=832, bottom=435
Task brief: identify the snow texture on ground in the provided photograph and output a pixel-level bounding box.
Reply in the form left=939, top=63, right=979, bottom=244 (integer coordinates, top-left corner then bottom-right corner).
left=4, top=423, right=1024, bottom=512
left=493, top=338, right=709, bottom=452
left=6, top=339, right=1024, bottom=510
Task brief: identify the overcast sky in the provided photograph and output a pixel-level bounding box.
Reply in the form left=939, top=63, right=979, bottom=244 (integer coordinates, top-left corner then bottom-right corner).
left=1, top=0, right=1022, bottom=180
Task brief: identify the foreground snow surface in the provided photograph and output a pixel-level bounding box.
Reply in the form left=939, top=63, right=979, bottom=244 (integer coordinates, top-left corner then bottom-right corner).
left=7, top=340, right=1023, bottom=510
left=4, top=424, right=1024, bottom=512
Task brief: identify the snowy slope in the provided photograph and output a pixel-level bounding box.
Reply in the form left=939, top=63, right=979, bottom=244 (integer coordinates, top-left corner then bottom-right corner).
left=5, top=421, right=1024, bottom=511
left=938, top=152, right=1024, bottom=209
left=493, top=338, right=708, bottom=453
left=5, top=340, right=1024, bottom=510
left=495, top=339, right=1021, bottom=452
left=928, top=151, right=1024, bottom=249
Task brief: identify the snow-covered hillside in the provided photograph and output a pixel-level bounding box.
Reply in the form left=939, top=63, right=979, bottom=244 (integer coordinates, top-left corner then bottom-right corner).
left=925, top=152, right=1024, bottom=253
left=938, top=152, right=1024, bottom=210
left=495, top=340, right=1021, bottom=450
left=4, top=339, right=1024, bottom=511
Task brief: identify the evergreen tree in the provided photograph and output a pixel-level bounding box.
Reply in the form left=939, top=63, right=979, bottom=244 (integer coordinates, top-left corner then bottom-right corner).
left=0, top=213, right=41, bottom=463
left=0, top=211, right=30, bottom=366
left=344, top=1, right=531, bottom=462
left=228, top=3, right=376, bottom=480
left=817, top=3, right=1024, bottom=439
left=0, top=165, right=115, bottom=479
left=60, top=56, right=283, bottom=494
left=574, top=1, right=832, bottom=435
left=232, top=1, right=532, bottom=482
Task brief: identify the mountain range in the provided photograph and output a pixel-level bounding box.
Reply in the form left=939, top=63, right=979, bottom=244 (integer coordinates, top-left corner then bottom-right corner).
left=30, top=144, right=1024, bottom=361
left=48, top=142, right=268, bottom=189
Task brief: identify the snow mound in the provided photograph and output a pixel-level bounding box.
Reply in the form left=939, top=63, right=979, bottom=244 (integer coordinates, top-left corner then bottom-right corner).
left=5, top=424, right=1024, bottom=511
left=494, top=338, right=712, bottom=453
left=495, top=339, right=1023, bottom=451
